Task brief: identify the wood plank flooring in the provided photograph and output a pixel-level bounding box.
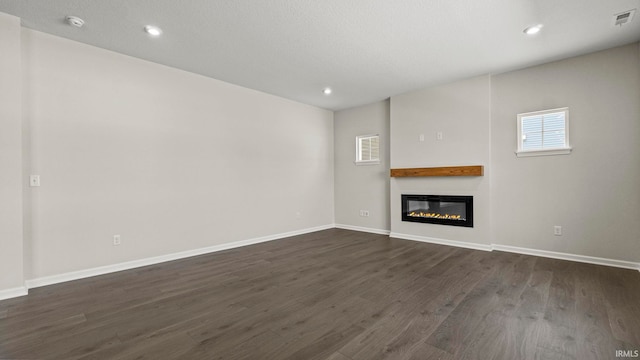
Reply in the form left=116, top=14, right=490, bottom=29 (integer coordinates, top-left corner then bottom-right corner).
left=1, top=228, right=639, bottom=359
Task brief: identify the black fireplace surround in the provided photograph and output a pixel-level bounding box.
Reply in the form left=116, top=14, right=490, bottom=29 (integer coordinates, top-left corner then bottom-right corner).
left=401, top=194, right=473, bottom=227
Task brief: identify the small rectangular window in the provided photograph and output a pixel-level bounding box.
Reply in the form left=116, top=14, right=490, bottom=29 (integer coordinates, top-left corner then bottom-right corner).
left=517, top=108, right=571, bottom=157
left=355, top=134, right=380, bottom=165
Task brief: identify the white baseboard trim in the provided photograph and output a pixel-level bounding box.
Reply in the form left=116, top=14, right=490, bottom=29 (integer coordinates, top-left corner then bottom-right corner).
left=389, top=232, right=493, bottom=252
left=0, top=286, right=28, bottom=301
left=491, top=244, right=640, bottom=271
left=25, top=224, right=335, bottom=290
left=11, top=224, right=639, bottom=300
left=387, top=231, right=639, bottom=271
left=335, top=224, right=390, bottom=235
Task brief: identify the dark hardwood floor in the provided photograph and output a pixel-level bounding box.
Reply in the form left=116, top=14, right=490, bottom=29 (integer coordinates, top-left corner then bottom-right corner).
left=1, top=228, right=639, bottom=359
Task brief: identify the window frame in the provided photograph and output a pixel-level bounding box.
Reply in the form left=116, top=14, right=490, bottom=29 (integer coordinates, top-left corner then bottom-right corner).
left=516, top=107, right=571, bottom=157
left=355, top=134, right=380, bottom=165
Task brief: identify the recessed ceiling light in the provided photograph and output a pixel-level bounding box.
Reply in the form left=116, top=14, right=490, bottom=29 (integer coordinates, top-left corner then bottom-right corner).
left=65, top=16, right=85, bottom=28
left=523, top=24, right=543, bottom=35
left=144, top=25, right=162, bottom=37
left=323, top=88, right=332, bottom=95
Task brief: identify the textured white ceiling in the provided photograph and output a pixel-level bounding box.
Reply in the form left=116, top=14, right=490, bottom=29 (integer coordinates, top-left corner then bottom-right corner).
left=1, top=0, right=639, bottom=110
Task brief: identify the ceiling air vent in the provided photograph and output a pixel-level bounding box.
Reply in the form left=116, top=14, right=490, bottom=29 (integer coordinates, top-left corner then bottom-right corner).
left=613, top=9, right=636, bottom=26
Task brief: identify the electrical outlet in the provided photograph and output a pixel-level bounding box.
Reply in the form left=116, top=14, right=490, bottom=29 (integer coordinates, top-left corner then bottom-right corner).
left=553, top=226, right=562, bottom=236
left=113, top=235, right=121, bottom=246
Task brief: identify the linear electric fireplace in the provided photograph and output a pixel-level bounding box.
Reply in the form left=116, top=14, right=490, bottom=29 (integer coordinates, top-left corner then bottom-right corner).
left=401, top=194, right=473, bottom=227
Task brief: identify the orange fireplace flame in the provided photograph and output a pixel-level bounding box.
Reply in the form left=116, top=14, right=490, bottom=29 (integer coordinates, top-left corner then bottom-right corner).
left=408, top=211, right=463, bottom=220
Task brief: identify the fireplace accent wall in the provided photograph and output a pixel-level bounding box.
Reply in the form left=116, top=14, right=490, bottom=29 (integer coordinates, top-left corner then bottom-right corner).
left=401, top=194, right=473, bottom=227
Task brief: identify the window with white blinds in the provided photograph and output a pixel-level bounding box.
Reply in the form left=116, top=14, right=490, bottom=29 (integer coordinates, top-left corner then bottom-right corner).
left=517, top=108, right=571, bottom=157
left=355, top=134, right=380, bottom=165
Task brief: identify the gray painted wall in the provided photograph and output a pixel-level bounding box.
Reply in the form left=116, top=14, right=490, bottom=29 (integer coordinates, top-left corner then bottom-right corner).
left=390, top=75, right=492, bottom=246
left=491, top=42, right=640, bottom=261
left=334, top=100, right=390, bottom=232
left=21, top=29, right=334, bottom=280
left=2, top=23, right=638, bottom=296
left=378, top=43, right=638, bottom=262
left=0, top=13, right=24, bottom=292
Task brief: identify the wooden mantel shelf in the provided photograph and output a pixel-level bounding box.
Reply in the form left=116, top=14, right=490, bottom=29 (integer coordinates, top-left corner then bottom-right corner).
left=390, top=165, right=484, bottom=177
